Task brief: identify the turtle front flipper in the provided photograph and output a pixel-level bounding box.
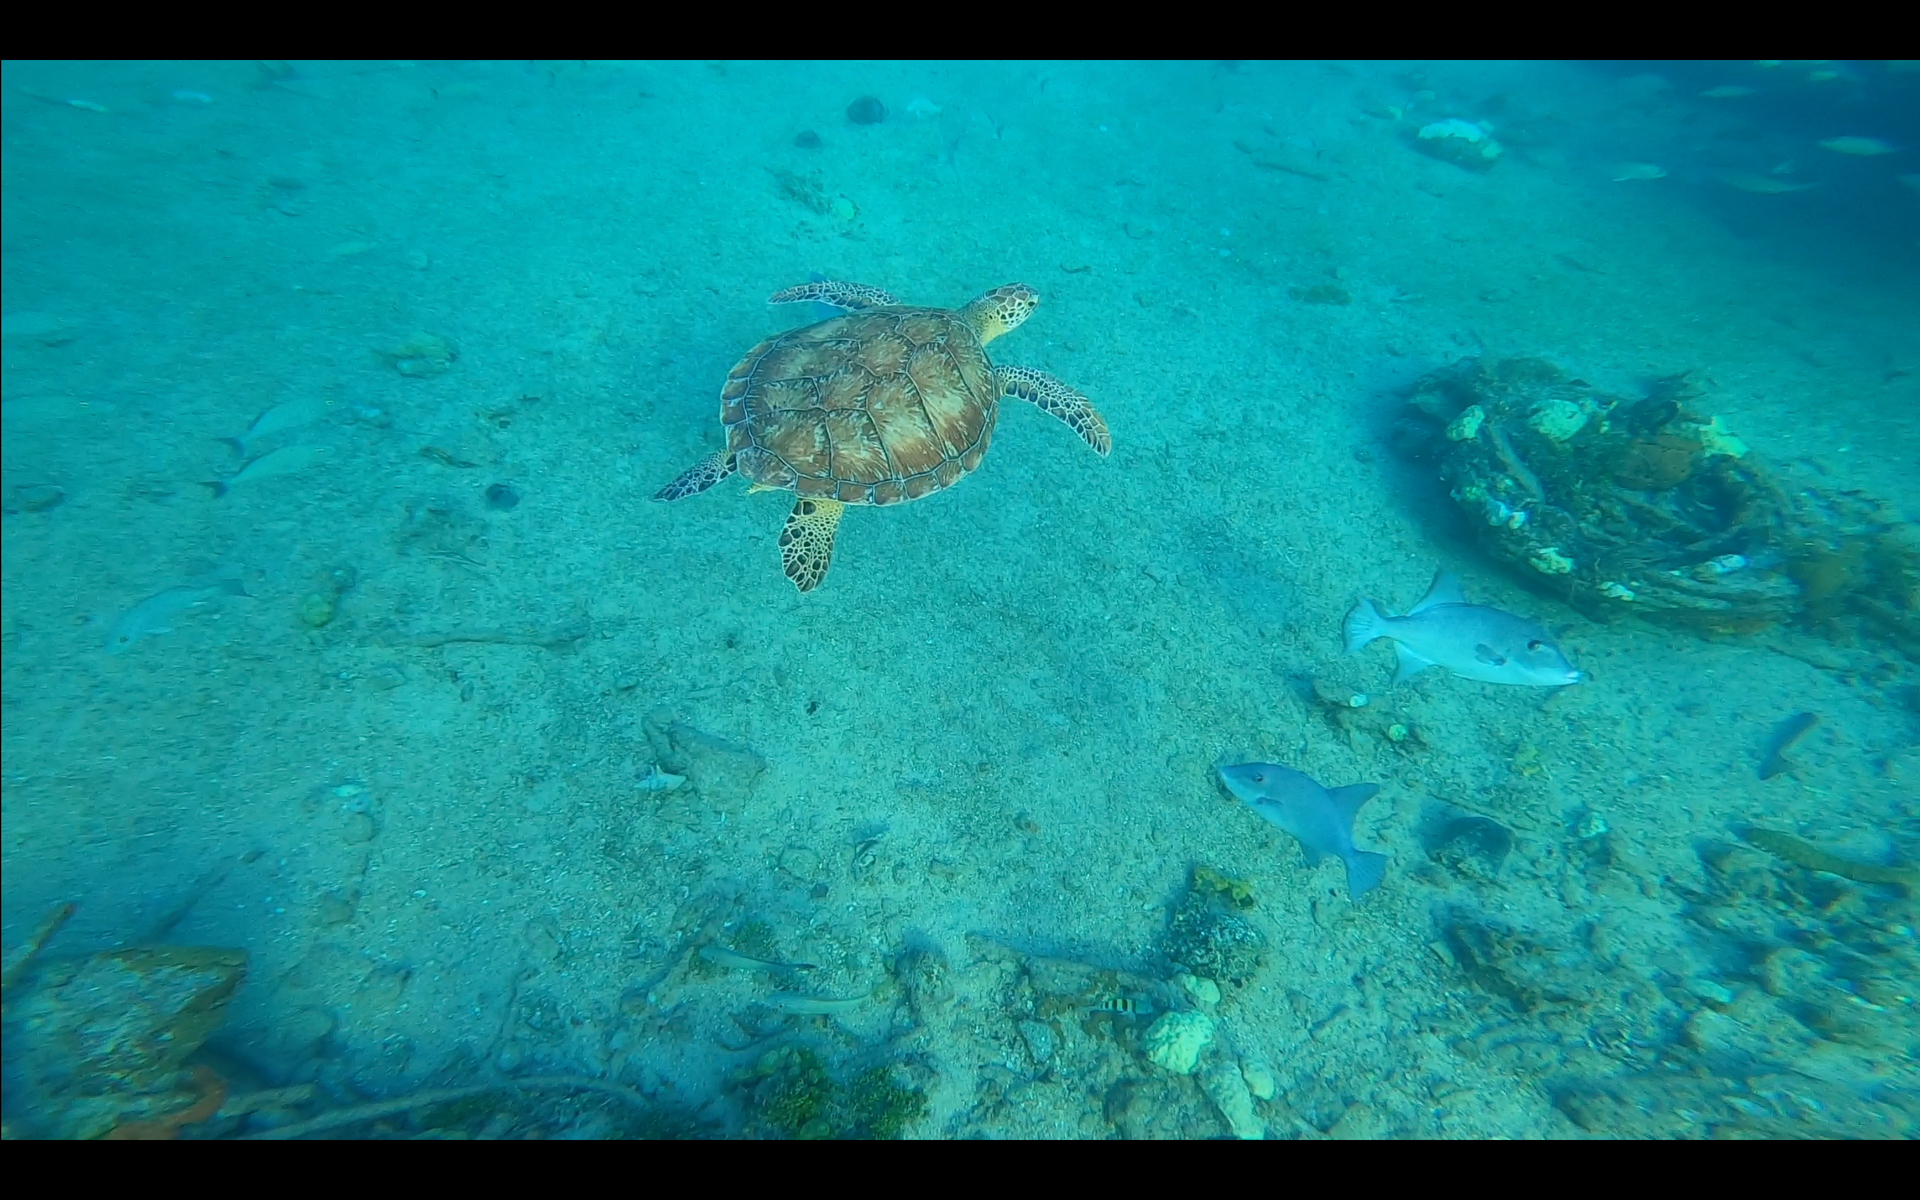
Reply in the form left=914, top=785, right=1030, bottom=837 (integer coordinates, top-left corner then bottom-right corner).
left=778, top=498, right=844, bottom=592
left=996, top=366, right=1112, bottom=457
left=767, top=280, right=898, bottom=312
left=654, top=450, right=736, bottom=501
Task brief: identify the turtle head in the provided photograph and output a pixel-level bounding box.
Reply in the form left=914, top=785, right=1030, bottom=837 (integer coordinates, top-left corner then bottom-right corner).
left=962, top=284, right=1038, bottom=345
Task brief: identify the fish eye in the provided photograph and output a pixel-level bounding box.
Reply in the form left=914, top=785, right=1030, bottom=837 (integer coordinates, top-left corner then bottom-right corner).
left=1252, top=774, right=1264, bottom=783
left=1527, top=639, right=1545, bottom=652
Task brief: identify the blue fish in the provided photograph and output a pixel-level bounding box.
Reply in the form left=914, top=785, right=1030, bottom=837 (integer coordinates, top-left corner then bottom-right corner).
left=1218, top=763, right=1389, bottom=899
left=1344, top=570, right=1584, bottom=688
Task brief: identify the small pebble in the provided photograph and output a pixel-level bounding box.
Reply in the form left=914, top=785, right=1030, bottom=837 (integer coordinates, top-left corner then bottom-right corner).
left=297, top=592, right=336, bottom=628
left=1241, top=1059, right=1277, bottom=1101
left=793, top=130, right=822, bottom=149
left=1177, top=972, right=1223, bottom=1007
left=485, top=482, right=520, bottom=510
left=846, top=96, right=887, bottom=125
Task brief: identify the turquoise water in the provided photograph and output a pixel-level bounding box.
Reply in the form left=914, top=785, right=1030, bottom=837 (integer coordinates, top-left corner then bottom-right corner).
left=2, top=60, right=1915, bottom=1139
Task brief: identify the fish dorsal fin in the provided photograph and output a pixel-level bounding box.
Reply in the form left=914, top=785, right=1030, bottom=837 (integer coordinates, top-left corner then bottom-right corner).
left=1328, top=783, right=1380, bottom=829
left=1409, top=570, right=1466, bottom=614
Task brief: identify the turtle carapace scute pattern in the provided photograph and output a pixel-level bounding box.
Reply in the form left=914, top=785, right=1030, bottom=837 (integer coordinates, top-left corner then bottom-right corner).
left=655, top=280, right=1110, bottom=592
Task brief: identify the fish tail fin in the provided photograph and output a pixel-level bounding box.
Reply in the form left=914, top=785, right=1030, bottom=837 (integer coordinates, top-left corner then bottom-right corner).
left=1345, top=851, right=1390, bottom=899
left=1343, top=599, right=1387, bottom=654
left=199, top=481, right=229, bottom=499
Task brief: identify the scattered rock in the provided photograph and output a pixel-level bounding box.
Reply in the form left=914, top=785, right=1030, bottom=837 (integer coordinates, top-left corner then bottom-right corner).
left=892, top=943, right=954, bottom=1025
left=845, top=96, right=887, bottom=125
left=1201, top=1060, right=1264, bottom=1138
left=793, top=130, right=822, bottom=149
left=380, top=332, right=456, bottom=377
left=1240, top=1058, right=1277, bottom=1101
left=316, top=886, right=360, bottom=926
left=1176, top=972, right=1222, bottom=1008
left=1142, top=1010, right=1215, bottom=1075
left=1017, top=1020, right=1055, bottom=1066
left=1328, top=1102, right=1390, bottom=1139
left=1164, top=878, right=1267, bottom=986
left=775, top=844, right=821, bottom=884
left=297, top=591, right=335, bottom=628
left=1420, top=804, right=1514, bottom=881
left=643, top=710, right=767, bottom=810
left=5, top=944, right=246, bottom=1139
left=1106, top=1073, right=1215, bottom=1139
left=1440, top=911, right=1601, bottom=1011
left=1413, top=118, right=1503, bottom=170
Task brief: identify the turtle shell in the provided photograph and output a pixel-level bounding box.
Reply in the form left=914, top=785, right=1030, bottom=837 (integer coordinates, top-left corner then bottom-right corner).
left=718, top=308, right=998, bottom=506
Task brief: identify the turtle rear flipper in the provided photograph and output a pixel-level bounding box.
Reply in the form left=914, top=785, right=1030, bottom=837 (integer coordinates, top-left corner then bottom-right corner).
left=655, top=450, right=735, bottom=501
left=767, top=280, right=898, bottom=312
left=779, top=498, right=844, bottom=592
left=996, top=366, right=1111, bottom=456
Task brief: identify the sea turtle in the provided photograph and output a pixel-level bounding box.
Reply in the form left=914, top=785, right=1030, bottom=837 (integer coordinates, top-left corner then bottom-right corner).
left=655, top=280, right=1110, bottom=592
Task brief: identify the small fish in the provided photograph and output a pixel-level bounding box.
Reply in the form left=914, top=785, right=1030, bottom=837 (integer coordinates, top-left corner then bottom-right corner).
left=418, top=446, right=480, bottom=469
left=1715, top=170, right=1819, bottom=194
left=219, top=395, right=333, bottom=458
left=635, top=765, right=687, bottom=792
left=1612, top=162, right=1667, bottom=182
left=1759, top=711, right=1819, bottom=780
left=1081, top=995, right=1153, bottom=1017
left=1219, top=763, right=1388, bottom=899
left=1699, top=85, right=1756, bottom=99
left=765, top=991, right=869, bottom=1016
left=1741, top=827, right=1918, bottom=892
left=1818, top=136, right=1896, bottom=157
left=106, top=580, right=249, bottom=653
left=1344, top=570, right=1585, bottom=687
left=698, top=944, right=816, bottom=974
left=203, top=443, right=333, bottom=497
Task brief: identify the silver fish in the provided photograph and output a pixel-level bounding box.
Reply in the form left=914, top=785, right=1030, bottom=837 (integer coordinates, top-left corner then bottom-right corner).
left=1219, top=762, right=1388, bottom=899
left=203, top=443, right=333, bottom=498
left=1344, top=570, right=1584, bottom=687
left=698, top=944, right=816, bottom=974
left=765, top=992, right=869, bottom=1015
left=106, top=580, right=248, bottom=653
left=219, top=395, right=333, bottom=458
left=1817, top=136, right=1895, bottom=156
left=1612, top=162, right=1667, bottom=182
left=1714, top=170, right=1818, bottom=194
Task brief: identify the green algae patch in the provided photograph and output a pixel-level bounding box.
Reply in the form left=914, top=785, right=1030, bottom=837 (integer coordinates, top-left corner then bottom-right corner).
left=741, top=1046, right=927, bottom=1139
